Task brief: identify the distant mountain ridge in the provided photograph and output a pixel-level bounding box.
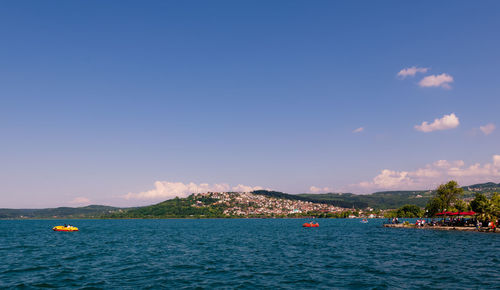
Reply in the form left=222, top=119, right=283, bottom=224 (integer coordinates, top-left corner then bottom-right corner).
left=106, top=191, right=345, bottom=219
left=0, top=205, right=120, bottom=219
left=298, top=182, right=500, bottom=209
left=1, top=182, right=498, bottom=219
left=297, top=191, right=432, bottom=209
left=464, top=182, right=500, bottom=191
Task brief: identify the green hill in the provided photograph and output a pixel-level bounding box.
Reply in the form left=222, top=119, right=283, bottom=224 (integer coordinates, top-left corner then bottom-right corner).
left=462, top=182, right=500, bottom=198
left=252, top=190, right=357, bottom=208
left=1, top=182, right=498, bottom=219
left=106, top=196, right=225, bottom=218
left=106, top=191, right=348, bottom=218
left=0, top=205, right=121, bottom=219
left=298, top=182, right=500, bottom=209
left=297, top=191, right=432, bottom=210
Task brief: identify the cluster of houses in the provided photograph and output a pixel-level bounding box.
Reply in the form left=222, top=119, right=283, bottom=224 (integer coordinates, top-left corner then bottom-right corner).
left=192, top=192, right=344, bottom=216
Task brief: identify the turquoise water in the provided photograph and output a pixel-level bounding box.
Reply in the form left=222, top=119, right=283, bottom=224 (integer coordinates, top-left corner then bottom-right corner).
left=0, top=219, right=499, bottom=289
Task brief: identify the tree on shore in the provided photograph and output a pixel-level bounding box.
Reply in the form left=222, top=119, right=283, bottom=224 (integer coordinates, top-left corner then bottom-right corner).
left=492, top=193, right=500, bottom=218
left=470, top=192, right=498, bottom=221
left=396, top=204, right=423, bottom=218
left=383, top=205, right=423, bottom=218
left=425, top=197, right=444, bottom=217
left=453, top=199, right=469, bottom=212
left=425, top=181, right=464, bottom=216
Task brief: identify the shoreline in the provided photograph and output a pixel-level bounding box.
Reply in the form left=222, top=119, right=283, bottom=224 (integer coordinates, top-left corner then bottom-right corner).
left=383, top=223, right=498, bottom=233
left=0, top=216, right=370, bottom=220
left=0, top=217, right=359, bottom=221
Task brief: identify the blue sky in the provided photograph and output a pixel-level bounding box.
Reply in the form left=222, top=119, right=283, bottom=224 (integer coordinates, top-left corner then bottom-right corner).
left=1, top=1, right=499, bottom=207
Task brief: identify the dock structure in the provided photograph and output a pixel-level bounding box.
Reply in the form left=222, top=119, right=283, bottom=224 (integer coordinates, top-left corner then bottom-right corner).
left=383, top=223, right=498, bottom=233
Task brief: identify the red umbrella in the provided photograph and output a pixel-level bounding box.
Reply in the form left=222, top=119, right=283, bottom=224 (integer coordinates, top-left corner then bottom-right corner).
left=448, top=212, right=460, bottom=216
left=459, top=211, right=476, bottom=216
left=436, top=212, right=445, bottom=216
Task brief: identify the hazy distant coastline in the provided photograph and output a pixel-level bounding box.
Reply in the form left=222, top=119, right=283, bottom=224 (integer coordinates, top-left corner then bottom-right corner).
left=2, top=182, right=498, bottom=220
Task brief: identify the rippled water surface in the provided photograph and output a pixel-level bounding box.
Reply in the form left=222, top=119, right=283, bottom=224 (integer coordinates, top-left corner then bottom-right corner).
left=0, top=219, right=499, bottom=289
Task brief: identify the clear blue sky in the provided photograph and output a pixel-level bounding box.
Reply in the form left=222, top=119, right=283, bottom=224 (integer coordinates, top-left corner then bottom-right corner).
left=1, top=1, right=499, bottom=207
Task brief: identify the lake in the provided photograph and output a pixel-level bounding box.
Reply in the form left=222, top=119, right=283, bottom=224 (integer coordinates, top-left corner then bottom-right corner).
left=0, top=219, right=499, bottom=289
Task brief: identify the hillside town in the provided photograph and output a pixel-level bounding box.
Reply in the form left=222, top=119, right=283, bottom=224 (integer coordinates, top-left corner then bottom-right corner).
left=192, top=191, right=347, bottom=216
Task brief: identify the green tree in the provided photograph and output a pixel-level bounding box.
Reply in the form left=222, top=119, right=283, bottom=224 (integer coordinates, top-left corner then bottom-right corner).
left=383, top=210, right=397, bottom=218
left=425, top=181, right=463, bottom=216
left=396, top=204, right=423, bottom=218
left=453, top=199, right=469, bottom=212
left=491, top=192, right=500, bottom=218
left=470, top=193, right=494, bottom=221
left=470, top=193, right=488, bottom=212
left=425, top=197, right=444, bottom=217
left=436, top=181, right=463, bottom=210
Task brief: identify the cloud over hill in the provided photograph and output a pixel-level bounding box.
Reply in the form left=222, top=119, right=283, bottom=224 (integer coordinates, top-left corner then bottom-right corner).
left=124, top=181, right=264, bottom=201
left=355, top=154, right=500, bottom=192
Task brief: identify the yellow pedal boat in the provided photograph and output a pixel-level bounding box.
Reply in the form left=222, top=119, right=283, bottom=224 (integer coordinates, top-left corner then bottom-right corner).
left=53, top=225, right=79, bottom=232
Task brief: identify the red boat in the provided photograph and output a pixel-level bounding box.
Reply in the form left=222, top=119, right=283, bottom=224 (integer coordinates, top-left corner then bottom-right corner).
left=303, top=222, right=319, bottom=228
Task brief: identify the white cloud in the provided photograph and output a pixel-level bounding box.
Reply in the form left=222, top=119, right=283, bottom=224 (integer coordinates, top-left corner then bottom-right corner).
left=414, top=113, right=459, bottom=132
left=232, top=184, right=264, bottom=193
left=397, top=66, right=429, bottom=78
left=309, top=186, right=331, bottom=193
left=355, top=154, right=500, bottom=192
left=494, top=155, right=500, bottom=167
left=479, top=123, right=495, bottom=135
left=124, top=181, right=264, bottom=200
left=418, top=73, right=454, bottom=89
left=70, top=197, right=91, bottom=205
left=359, top=170, right=413, bottom=189
left=352, top=127, right=364, bottom=133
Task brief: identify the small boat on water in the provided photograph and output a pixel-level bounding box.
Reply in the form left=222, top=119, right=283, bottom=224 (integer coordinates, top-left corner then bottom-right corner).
left=360, top=219, right=368, bottom=223
left=53, top=225, right=79, bottom=232
left=303, top=222, right=319, bottom=228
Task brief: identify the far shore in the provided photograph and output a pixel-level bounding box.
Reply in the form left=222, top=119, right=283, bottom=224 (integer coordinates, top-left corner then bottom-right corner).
left=1, top=217, right=365, bottom=220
